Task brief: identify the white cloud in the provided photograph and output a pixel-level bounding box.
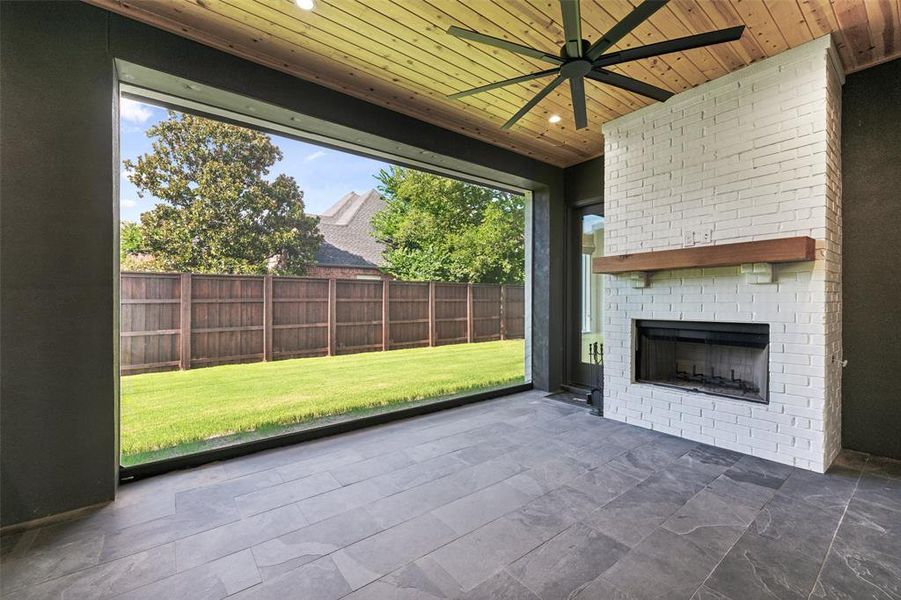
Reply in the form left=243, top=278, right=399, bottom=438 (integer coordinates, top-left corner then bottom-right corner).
left=304, top=149, right=327, bottom=162
left=121, top=198, right=138, bottom=209
left=120, top=98, right=153, bottom=124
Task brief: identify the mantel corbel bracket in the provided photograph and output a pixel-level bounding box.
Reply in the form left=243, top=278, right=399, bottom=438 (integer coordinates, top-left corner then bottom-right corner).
left=741, top=262, right=775, bottom=284
left=629, top=272, right=649, bottom=288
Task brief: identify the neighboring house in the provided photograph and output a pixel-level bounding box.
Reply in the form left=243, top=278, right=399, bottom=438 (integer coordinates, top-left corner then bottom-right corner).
left=308, top=189, right=388, bottom=280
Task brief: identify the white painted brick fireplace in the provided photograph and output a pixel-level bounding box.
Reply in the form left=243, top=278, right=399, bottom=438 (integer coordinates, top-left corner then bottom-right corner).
left=602, top=36, right=844, bottom=472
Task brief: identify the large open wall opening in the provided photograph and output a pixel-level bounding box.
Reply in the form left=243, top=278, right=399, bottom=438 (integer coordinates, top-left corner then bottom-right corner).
left=117, top=95, right=529, bottom=468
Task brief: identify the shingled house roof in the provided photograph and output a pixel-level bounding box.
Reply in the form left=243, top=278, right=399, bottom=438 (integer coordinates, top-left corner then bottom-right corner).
left=314, top=189, right=387, bottom=268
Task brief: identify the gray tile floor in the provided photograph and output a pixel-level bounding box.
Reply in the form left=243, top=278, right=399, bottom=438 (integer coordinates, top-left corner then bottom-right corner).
left=2, top=390, right=900, bottom=599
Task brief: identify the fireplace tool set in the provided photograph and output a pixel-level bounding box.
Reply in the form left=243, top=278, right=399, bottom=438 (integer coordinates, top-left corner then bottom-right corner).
left=588, top=341, right=603, bottom=416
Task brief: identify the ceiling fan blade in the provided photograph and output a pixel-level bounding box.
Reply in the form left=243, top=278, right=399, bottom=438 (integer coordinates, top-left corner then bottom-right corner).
left=447, top=26, right=563, bottom=65
left=449, top=69, right=560, bottom=99
left=501, top=74, right=566, bottom=129
left=560, top=0, right=583, bottom=58
left=593, top=26, right=746, bottom=68
left=570, top=76, right=588, bottom=129
left=587, top=68, right=673, bottom=102
left=586, top=0, right=669, bottom=61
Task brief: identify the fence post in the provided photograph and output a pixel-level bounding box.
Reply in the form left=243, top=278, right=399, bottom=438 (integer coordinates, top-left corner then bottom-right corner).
left=327, top=278, right=337, bottom=356
left=263, top=274, right=273, bottom=361
left=382, top=279, right=390, bottom=351
left=179, top=273, right=192, bottom=370
left=500, top=284, right=507, bottom=340
left=466, top=283, right=473, bottom=343
left=428, top=281, right=436, bottom=347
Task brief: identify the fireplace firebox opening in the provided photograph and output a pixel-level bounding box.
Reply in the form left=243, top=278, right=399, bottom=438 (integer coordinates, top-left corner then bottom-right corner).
left=634, top=320, right=769, bottom=404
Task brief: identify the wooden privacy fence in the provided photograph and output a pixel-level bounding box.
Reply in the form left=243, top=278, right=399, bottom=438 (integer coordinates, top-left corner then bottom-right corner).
left=120, top=272, right=525, bottom=375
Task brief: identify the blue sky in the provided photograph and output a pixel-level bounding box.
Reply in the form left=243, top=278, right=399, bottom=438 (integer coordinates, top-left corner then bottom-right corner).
left=119, top=97, right=391, bottom=222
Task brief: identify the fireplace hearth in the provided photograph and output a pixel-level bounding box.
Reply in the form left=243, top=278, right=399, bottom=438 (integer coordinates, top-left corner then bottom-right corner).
left=635, top=320, right=769, bottom=404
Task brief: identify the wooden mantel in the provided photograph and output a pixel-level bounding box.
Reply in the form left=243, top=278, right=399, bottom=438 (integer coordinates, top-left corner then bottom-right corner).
left=593, top=237, right=816, bottom=275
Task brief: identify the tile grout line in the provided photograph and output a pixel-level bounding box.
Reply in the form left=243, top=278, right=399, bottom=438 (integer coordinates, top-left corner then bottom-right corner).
left=327, top=427, right=679, bottom=597
left=686, top=510, right=754, bottom=600
left=683, top=458, right=797, bottom=600
left=448, top=439, right=710, bottom=597
left=216, top=399, right=537, bottom=483
left=805, top=458, right=866, bottom=600
left=218, top=406, right=554, bottom=519
left=1, top=517, right=204, bottom=597
left=504, top=565, right=545, bottom=599
left=224, top=400, right=590, bottom=596
left=575, top=443, right=699, bottom=544
left=0, top=404, right=651, bottom=598
left=15, top=398, right=858, bottom=600
left=688, top=457, right=868, bottom=600
left=324, top=413, right=636, bottom=597
left=1, top=402, right=540, bottom=595
left=261, top=401, right=582, bottom=529
left=2, top=542, right=176, bottom=598
left=137, top=412, right=543, bottom=598
left=288, top=454, right=571, bottom=594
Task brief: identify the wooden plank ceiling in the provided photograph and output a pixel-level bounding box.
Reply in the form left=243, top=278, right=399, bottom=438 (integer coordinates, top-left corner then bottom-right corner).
left=88, top=0, right=900, bottom=167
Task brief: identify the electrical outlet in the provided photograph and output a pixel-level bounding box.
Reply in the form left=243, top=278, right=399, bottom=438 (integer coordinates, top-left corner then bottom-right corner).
left=700, top=229, right=712, bottom=244
left=683, top=230, right=695, bottom=246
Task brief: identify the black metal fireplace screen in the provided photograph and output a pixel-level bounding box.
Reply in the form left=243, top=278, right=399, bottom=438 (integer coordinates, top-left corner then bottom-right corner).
left=635, top=320, right=769, bottom=404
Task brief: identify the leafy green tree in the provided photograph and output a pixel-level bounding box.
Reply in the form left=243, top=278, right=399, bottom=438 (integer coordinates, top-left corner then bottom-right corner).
left=372, top=166, right=524, bottom=284
left=119, top=220, right=164, bottom=271
left=120, top=221, right=144, bottom=259
left=125, top=111, right=321, bottom=275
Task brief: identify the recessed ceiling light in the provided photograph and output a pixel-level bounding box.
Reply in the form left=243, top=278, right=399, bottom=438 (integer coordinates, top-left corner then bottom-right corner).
left=548, top=114, right=562, bottom=124
left=295, top=0, right=314, bottom=10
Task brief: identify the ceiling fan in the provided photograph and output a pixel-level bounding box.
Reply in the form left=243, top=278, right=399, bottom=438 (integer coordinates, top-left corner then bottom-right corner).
left=446, top=0, right=745, bottom=130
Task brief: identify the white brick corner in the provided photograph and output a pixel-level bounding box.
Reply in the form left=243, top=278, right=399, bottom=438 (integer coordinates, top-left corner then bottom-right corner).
left=602, top=36, right=843, bottom=473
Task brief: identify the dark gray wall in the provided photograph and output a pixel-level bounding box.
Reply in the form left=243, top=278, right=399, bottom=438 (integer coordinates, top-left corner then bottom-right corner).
left=841, top=57, right=901, bottom=459
left=564, top=155, right=604, bottom=208
left=0, top=2, right=566, bottom=525
left=1, top=2, right=119, bottom=525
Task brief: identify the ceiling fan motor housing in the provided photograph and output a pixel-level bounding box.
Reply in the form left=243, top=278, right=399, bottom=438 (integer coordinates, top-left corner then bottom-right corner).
left=560, top=58, right=593, bottom=79
left=560, top=38, right=592, bottom=59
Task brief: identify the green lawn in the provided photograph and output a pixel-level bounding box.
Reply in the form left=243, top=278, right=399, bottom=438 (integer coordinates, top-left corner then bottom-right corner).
left=121, top=340, right=525, bottom=464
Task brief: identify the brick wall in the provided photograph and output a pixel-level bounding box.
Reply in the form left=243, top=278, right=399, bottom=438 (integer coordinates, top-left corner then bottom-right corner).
left=822, top=46, right=844, bottom=469
left=602, top=36, right=844, bottom=472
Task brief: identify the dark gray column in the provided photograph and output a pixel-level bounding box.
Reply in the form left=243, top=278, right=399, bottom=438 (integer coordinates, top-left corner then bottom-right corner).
left=530, top=181, right=567, bottom=391
left=1, top=2, right=118, bottom=525
left=564, top=156, right=604, bottom=208
left=841, top=58, right=901, bottom=459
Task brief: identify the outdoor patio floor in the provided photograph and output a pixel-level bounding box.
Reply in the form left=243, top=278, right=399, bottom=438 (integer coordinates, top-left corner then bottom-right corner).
left=2, top=390, right=900, bottom=599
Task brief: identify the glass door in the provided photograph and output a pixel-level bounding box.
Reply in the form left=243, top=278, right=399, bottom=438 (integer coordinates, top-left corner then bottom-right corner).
left=568, top=205, right=604, bottom=392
